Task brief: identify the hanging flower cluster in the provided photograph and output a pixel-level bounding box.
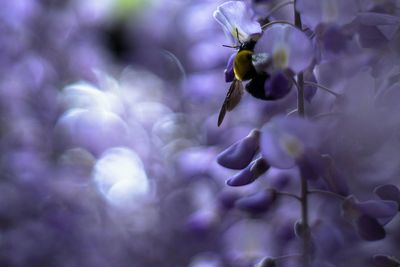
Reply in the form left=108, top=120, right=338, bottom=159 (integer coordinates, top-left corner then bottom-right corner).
left=213, top=1, right=400, bottom=266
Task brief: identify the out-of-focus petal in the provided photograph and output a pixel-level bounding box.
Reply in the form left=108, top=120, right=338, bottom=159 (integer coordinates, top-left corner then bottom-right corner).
left=235, top=189, right=276, bottom=214
left=254, top=24, right=313, bottom=73
left=356, top=215, right=386, bottom=241
left=213, top=1, right=262, bottom=44
left=373, top=255, right=400, bottom=267
left=374, top=184, right=400, bottom=210
left=296, top=0, right=358, bottom=30
left=260, top=115, right=319, bottom=169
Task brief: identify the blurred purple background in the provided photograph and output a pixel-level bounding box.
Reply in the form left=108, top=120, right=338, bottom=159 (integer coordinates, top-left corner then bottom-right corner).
left=1, top=0, right=400, bottom=267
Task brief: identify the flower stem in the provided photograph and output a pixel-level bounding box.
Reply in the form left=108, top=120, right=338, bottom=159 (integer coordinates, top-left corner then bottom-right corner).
left=308, top=189, right=346, bottom=201
left=304, top=81, right=341, bottom=98
left=261, top=20, right=297, bottom=30
left=294, top=3, right=310, bottom=266
left=273, top=189, right=301, bottom=201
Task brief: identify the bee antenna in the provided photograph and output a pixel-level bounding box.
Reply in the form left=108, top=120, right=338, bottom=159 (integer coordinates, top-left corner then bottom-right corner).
left=222, top=44, right=240, bottom=49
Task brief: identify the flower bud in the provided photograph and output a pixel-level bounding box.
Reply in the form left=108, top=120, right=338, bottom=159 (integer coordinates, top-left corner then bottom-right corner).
left=374, top=184, right=400, bottom=210
left=217, top=129, right=260, bottom=169
left=226, top=158, right=269, bottom=186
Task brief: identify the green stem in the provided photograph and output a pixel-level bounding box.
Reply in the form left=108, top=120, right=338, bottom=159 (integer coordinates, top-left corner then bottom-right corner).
left=294, top=3, right=310, bottom=266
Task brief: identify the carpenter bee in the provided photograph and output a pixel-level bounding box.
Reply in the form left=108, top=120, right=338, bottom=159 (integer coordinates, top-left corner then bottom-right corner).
left=218, top=30, right=259, bottom=127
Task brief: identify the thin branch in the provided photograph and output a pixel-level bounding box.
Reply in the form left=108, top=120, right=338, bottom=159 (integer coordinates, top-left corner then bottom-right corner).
left=261, top=20, right=297, bottom=30
left=274, top=190, right=301, bottom=201
left=308, top=189, right=347, bottom=201
left=304, top=81, right=341, bottom=98
left=286, top=108, right=298, bottom=117
left=289, top=75, right=305, bottom=116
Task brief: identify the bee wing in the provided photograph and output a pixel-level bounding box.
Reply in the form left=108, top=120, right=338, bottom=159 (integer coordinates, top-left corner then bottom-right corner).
left=217, top=80, right=244, bottom=127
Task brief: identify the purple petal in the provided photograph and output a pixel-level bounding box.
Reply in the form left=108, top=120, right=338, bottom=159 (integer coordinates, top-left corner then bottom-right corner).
left=296, top=0, right=358, bottom=29
left=263, top=71, right=293, bottom=100
left=213, top=1, right=261, bottom=44
left=304, top=69, right=317, bottom=102
left=358, top=25, right=387, bottom=48
left=186, top=210, right=217, bottom=234
left=225, top=52, right=236, bottom=83
left=260, top=116, right=320, bottom=169
left=374, top=184, right=400, bottom=209
left=254, top=24, right=313, bottom=73
left=321, top=160, right=349, bottom=196
left=355, top=199, right=398, bottom=225
left=235, top=189, right=276, bottom=214
left=311, top=220, right=344, bottom=256
left=373, top=255, right=400, bottom=267
left=356, top=12, right=400, bottom=26
left=217, top=129, right=260, bottom=169
left=356, top=215, right=386, bottom=241
left=217, top=190, right=240, bottom=210
left=298, top=151, right=324, bottom=181
left=226, top=158, right=269, bottom=186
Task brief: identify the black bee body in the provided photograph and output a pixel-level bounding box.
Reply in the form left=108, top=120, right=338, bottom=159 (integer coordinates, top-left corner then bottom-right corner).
left=218, top=39, right=258, bottom=126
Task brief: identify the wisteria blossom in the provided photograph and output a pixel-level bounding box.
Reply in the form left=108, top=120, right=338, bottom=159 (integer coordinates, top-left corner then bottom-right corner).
left=2, top=0, right=400, bottom=267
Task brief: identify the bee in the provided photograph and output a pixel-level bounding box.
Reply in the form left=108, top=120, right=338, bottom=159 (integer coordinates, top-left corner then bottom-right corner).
left=218, top=29, right=258, bottom=127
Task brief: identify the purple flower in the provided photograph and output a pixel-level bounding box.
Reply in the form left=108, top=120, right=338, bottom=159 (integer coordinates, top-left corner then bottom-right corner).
left=235, top=189, right=277, bottom=214
left=373, top=255, right=400, bottom=267
left=342, top=195, right=398, bottom=225
left=213, top=1, right=262, bottom=45
left=356, top=215, right=386, bottom=241
left=245, top=71, right=293, bottom=101
left=225, top=52, right=236, bottom=82
left=374, top=184, right=400, bottom=210
left=342, top=195, right=398, bottom=241
left=226, top=157, right=270, bottom=186
left=254, top=24, right=314, bottom=73
left=260, top=115, right=320, bottom=169
left=304, top=69, right=318, bottom=102
left=296, top=0, right=358, bottom=30
left=217, top=129, right=260, bottom=169
left=356, top=12, right=400, bottom=40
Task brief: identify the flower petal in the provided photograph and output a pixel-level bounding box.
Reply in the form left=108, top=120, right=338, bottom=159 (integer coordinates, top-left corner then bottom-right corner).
left=255, top=24, right=313, bottom=73
left=226, top=158, right=269, bottom=186
left=217, top=129, right=260, bottom=169
left=260, top=116, right=319, bottom=169
left=235, top=189, right=276, bottom=214
left=213, top=1, right=261, bottom=44
left=374, top=184, right=400, bottom=210
left=356, top=215, right=386, bottom=241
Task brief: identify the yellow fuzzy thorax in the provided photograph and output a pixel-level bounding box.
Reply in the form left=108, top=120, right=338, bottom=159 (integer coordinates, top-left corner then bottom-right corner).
left=233, top=50, right=254, bottom=81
